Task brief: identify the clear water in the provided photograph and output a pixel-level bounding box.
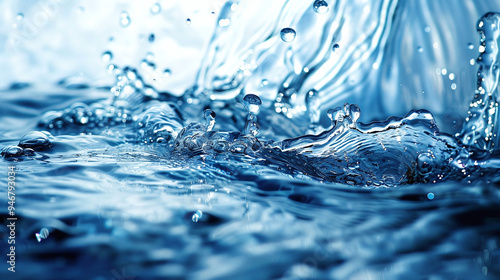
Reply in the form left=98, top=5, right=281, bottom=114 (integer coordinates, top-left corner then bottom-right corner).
left=1, top=1, right=500, bottom=279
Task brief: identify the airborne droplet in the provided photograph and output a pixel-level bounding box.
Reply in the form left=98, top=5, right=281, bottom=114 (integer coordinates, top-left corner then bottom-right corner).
left=120, top=11, right=131, bottom=27
left=332, top=43, right=340, bottom=52
left=101, top=51, right=113, bottom=62
left=151, top=3, right=161, bottom=15
left=243, top=94, right=262, bottom=114
left=312, top=0, right=329, bottom=14
left=280, top=28, right=296, bottom=43
left=204, top=109, right=216, bottom=131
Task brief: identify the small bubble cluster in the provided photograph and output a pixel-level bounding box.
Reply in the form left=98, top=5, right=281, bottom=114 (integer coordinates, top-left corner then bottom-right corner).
left=120, top=11, right=131, bottom=27
left=1, top=131, right=53, bottom=159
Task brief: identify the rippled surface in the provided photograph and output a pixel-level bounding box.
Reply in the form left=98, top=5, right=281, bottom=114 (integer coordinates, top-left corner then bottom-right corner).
left=1, top=1, right=500, bottom=279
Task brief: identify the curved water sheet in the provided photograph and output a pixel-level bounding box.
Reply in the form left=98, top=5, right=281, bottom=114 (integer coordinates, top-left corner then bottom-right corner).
left=1, top=2, right=500, bottom=280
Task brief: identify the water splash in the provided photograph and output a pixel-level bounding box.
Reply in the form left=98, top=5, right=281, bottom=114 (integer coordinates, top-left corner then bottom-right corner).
left=460, top=12, right=500, bottom=152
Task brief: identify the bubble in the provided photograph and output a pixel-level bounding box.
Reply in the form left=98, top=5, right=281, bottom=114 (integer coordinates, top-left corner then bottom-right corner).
left=332, top=43, right=340, bottom=52
left=19, top=131, right=52, bottom=150
left=243, top=94, right=262, bottom=114
left=35, top=228, right=49, bottom=242
left=467, top=43, right=474, bottom=50
left=16, top=13, right=24, bottom=20
left=417, top=46, right=423, bottom=53
left=101, top=51, right=113, bottom=62
left=280, top=28, right=296, bottom=43
left=204, top=109, right=216, bottom=131
left=148, top=33, right=155, bottom=43
left=120, top=12, right=131, bottom=27
left=312, top=0, right=329, bottom=14
left=151, top=3, right=161, bottom=15
left=1, top=146, right=25, bottom=158
left=427, top=193, right=435, bottom=200
left=186, top=18, right=192, bottom=24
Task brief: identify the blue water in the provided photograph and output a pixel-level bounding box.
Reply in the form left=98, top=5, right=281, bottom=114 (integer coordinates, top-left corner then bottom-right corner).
left=1, top=1, right=500, bottom=279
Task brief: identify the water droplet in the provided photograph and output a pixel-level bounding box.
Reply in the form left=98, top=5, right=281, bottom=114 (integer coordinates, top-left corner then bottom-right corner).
left=204, top=109, right=216, bottom=131
left=243, top=94, right=262, bottom=114
left=192, top=210, right=203, bottom=222
left=148, top=33, right=155, bottom=43
left=163, top=69, right=171, bottom=77
left=19, top=131, right=52, bottom=150
left=280, top=28, right=296, bottom=43
left=151, top=3, right=161, bottom=15
left=101, top=51, right=113, bottom=62
left=349, top=104, right=361, bottom=123
left=219, top=18, right=230, bottom=27
left=468, top=43, right=474, bottom=50
left=245, top=120, right=260, bottom=137
left=36, top=228, right=49, bottom=242
left=332, top=43, right=340, bottom=52
left=427, top=193, right=434, bottom=200
left=195, top=210, right=203, bottom=218
left=16, top=13, right=24, bottom=20
left=417, top=46, right=423, bottom=53
left=120, top=12, right=131, bottom=27
left=186, top=18, right=192, bottom=25
left=312, top=0, right=329, bottom=14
